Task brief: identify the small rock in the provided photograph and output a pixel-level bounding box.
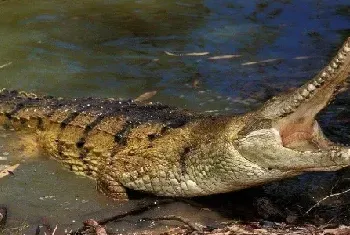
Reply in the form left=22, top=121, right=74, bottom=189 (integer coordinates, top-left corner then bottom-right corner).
left=286, top=215, right=298, bottom=224
left=0, top=206, right=7, bottom=228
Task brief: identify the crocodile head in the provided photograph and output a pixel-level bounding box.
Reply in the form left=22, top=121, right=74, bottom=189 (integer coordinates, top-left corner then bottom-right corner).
left=233, top=37, right=350, bottom=176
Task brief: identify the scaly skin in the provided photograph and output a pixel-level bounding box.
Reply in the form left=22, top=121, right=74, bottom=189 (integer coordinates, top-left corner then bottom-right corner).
left=0, top=37, right=349, bottom=200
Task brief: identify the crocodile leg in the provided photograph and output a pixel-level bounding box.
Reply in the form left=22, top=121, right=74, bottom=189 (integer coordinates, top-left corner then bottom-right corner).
left=96, top=166, right=128, bottom=200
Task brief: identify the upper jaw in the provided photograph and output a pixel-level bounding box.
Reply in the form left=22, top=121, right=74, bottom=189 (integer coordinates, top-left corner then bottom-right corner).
left=259, top=37, right=350, bottom=120
left=256, top=37, right=350, bottom=152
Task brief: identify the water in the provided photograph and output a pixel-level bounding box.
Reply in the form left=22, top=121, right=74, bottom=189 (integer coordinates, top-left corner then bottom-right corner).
left=0, top=0, right=349, bottom=233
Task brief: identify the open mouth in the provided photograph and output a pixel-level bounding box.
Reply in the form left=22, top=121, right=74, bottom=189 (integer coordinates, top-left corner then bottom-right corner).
left=277, top=81, right=349, bottom=152
left=279, top=118, right=333, bottom=151
left=261, top=37, right=350, bottom=152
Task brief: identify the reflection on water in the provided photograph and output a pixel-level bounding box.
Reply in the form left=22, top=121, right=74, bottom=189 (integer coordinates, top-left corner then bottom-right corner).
left=0, top=0, right=349, bottom=233
left=0, top=0, right=210, bottom=106
left=1, top=0, right=348, bottom=113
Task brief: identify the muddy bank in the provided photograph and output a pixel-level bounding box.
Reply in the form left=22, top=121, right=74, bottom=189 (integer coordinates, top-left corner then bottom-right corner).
left=3, top=174, right=350, bottom=234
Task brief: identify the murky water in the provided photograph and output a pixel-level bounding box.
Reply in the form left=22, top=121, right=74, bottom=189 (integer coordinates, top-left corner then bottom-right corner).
left=0, top=0, right=349, bottom=234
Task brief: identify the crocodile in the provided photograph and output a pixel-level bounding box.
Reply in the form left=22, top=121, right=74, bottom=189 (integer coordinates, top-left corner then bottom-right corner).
left=0, top=37, right=349, bottom=200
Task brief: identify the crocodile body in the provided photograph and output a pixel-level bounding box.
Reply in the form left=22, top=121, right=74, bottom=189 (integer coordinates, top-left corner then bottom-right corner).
left=1, top=37, right=350, bottom=200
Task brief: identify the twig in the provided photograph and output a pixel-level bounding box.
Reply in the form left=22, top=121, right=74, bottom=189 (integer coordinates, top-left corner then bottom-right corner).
left=51, top=225, right=58, bottom=235
left=99, top=199, right=173, bottom=225
left=305, top=187, right=350, bottom=215
left=71, top=199, right=174, bottom=234
left=164, top=51, right=209, bottom=56
left=141, top=215, right=203, bottom=232
left=207, top=54, right=241, bottom=60
left=0, top=62, right=12, bottom=69
left=241, top=58, right=282, bottom=66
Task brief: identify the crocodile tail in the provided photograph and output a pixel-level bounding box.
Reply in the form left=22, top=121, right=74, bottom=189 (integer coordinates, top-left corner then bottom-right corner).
left=260, top=37, right=350, bottom=119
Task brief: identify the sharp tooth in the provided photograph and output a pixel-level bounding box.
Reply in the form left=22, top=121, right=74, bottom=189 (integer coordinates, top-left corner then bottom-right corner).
left=313, top=80, right=321, bottom=87
left=292, top=101, right=299, bottom=108
left=320, top=71, right=328, bottom=78
left=317, top=77, right=324, bottom=84
left=327, top=66, right=334, bottom=74
left=283, top=107, right=293, bottom=114
left=295, top=93, right=304, bottom=101
left=337, top=52, right=345, bottom=61
left=330, top=151, right=336, bottom=160
left=343, top=44, right=350, bottom=53
left=331, top=61, right=338, bottom=69
left=335, top=57, right=343, bottom=64
left=307, top=83, right=316, bottom=92
left=301, top=89, right=309, bottom=97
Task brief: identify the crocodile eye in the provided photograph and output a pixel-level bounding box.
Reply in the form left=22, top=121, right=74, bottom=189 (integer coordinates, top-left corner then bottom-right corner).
left=76, top=139, right=85, bottom=148
left=147, top=133, right=157, bottom=141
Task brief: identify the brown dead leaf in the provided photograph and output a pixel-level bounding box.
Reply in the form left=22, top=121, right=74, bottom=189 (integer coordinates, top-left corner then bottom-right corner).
left=192, top=73, right=202, bottom=89
left=192, top=78, right=200, bottom=88
left=83, top=219, right=107, bottom=235
left=0, top=164, right=19, bottom=179
left=134, top=91, right=157, bottom=103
